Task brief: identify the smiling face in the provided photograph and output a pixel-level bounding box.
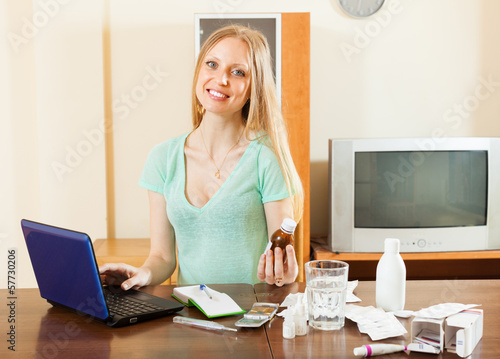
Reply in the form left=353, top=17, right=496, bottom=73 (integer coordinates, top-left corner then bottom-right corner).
left=195, top=37, right=251, bottom=119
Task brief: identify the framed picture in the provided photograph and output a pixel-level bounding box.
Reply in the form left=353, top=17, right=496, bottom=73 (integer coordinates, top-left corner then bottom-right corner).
left=194, top=13, right=281, bottom=100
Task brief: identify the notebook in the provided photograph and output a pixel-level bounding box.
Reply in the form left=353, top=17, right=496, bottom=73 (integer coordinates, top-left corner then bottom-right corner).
left=172, top=285, right=245, bottom=318
left=21, top=219, right=184, bottom=327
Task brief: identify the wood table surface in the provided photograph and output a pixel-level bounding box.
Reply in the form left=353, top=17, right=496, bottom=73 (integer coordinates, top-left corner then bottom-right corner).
left=255, top=279, right=500, bottom=359
left=3, top=280, right=499, bottom=358
left=2, top=284, right=270, bottom=359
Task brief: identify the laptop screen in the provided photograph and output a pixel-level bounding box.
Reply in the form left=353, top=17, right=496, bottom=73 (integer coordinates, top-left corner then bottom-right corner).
left=21, top=220, right=109, bottom=320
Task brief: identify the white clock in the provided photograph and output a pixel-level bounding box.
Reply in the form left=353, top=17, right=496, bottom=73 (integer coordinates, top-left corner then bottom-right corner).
left=338, top=0, right=386, bottom=18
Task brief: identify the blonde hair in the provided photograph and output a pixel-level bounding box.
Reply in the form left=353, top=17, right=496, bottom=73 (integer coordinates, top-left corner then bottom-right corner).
left=191, top=25, right=304, bottom=222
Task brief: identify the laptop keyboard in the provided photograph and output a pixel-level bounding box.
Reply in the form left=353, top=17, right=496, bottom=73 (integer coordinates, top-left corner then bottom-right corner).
left=104, top=291, right=164, bottom=318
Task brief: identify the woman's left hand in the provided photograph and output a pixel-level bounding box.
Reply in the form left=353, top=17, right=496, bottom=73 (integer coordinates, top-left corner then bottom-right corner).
left=257, top=244, right=298, bottom=287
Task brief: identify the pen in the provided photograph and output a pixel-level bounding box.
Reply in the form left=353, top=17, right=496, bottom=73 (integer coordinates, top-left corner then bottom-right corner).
left=173, top=316, right=237, bottom=332
left=200, top=284, right=213, bottom=299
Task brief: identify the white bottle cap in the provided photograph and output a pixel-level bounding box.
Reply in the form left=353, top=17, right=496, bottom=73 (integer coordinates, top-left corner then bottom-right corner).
left=353, top=346, right=367, bottom=357
left=281, top=218, right=297, bottom=234
left=295, top=303, right=305, bottom=316
left=384, top=238, right=400, bottom=253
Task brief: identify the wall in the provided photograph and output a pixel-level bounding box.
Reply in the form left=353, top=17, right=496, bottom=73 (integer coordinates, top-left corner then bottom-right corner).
left=2, top=0, right=106, bottom=289
left=309, top=0, right=500, bottom=234
left=2, top=0, right=500, bottom=288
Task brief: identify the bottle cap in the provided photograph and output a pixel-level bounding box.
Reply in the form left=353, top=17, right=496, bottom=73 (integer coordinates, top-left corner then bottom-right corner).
left=281, top=218, right=297, bottom=234
left=295, top=303, right=305, bottom=316
left=353, top=346, right=367, bottom=357
left=384, top=238, right=400, bottom=253
left=286, top=305, right=296, bottom=318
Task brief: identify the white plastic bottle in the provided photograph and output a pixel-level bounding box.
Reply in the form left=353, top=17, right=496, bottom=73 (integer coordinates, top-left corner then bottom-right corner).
left=282, top=309, right=296, bottom=339
left=294, top=303, right=308, bottom=336
left=376, top=238, right=406, bottom=312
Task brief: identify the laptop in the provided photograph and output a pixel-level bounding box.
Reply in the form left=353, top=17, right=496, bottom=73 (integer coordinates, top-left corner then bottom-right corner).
left=21, top=219, right=184, bottom=327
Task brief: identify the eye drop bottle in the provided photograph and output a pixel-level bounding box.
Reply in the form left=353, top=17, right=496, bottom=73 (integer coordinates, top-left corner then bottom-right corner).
left=282, top=309, right=296, bottom=339
left=294, top=303, right=308, bottom=336
left=376, top=238, right=406, bottom=312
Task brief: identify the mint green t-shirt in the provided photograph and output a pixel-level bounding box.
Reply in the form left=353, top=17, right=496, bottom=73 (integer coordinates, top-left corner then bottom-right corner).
left=138, top=133, right=289, bottom=285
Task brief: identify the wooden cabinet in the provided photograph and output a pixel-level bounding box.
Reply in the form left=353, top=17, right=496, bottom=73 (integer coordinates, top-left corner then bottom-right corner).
left=312, top=241, right=500, bottom=281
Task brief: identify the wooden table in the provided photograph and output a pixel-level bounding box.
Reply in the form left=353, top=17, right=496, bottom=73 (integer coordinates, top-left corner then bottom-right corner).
left=3, top=280, right=500, bottom=358
left=2, top=284, right=269, bottom=359
left=256, top=280, right=500, bottom=359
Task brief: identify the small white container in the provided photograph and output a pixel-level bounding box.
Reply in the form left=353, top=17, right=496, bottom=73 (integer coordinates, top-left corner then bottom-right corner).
left=376, top=238, right=406, bottom=312
left=283, top=310, right=296, bottom=339
left=294, top=304, right=308, bottom=336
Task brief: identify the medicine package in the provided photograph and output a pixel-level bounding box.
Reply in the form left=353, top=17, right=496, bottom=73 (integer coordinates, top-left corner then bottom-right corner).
left=410, top=306, right=483, bottom=357
left=235, top=302, right=278, bottom=328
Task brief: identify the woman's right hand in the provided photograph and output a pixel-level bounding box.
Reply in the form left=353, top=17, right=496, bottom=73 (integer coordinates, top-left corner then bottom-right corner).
left=99, top=263, right=152, bottom=291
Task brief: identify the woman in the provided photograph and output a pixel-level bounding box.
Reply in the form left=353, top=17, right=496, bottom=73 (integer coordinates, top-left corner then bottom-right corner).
left=99, top=25, right=304, bottom=288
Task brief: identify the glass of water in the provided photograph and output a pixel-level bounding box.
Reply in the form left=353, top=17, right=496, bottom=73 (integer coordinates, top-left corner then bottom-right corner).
left=305, top=260, right=349, bottom=330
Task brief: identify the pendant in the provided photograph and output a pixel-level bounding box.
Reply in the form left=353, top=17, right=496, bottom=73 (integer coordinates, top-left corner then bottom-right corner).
left=215, top=170, right=220, bottom=179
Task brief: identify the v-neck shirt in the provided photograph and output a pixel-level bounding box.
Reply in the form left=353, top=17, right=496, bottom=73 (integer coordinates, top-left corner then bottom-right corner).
left=138, top=133, right=290, bottom=285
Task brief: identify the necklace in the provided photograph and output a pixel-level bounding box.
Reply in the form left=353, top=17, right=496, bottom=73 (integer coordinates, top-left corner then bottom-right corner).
left=200, top=126, right=244, bottom=179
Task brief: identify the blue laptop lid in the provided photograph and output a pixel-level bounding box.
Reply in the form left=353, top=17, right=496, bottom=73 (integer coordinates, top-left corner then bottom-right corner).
left=21, top=219, right=109, bottom=320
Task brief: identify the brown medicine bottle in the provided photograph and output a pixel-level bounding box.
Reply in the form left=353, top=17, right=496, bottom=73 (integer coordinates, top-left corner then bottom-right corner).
left=270, top=218, right=297, bottom=263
